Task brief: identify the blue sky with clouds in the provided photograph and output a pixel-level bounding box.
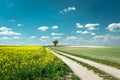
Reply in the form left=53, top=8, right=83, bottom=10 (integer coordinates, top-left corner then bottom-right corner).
left=0, top=0, right=120, bottom=46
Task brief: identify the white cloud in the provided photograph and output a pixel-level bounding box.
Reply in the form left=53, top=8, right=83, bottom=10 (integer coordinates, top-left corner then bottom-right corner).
left=41, top=36, right=49, bottom=39
left=39, top=36, right=49, bottom=43
left=68, top=6, right=76, bottom=10
left=94, top=35, right=105, bottom=39
left=106, top=23, right=120, bottom=32
left=66, top=36, right=78, bottom=41
left=38, top=26, right=48, bottom=31
left=13, top=36, right=20, bottom=39
left=60, top=11, right=64, bottom=14
left=53, top=37, right=62, bottom=39
left=0, top=27, right=12, bottom=31
left=30, top=36, right=36, bottom=39
left=60, top=6, right=76, bottom=14
left=0, top=27, right=21, bottom=36
left=1, top=37, right=11, bottom=40
left=94, top=35, right=120, bottom=42
left=17, top=24, right=22, bottom=27
left=51, top=32, right=63, bottom=36
left=76, top=23, right=84, bottom=28
left=85, top=23, right=100, bottom=30
left=0, top=31, right=21, bottom=36
left=91, top=33, right=96, bottom=36
left=40, top=39, right=47, bottom=43
left=52, top=26, right=58, bottom=29
left=8, top=20, right=16, bottom=22
left=76, top=30, right=96, bottom=35
left=76, top=31, right=89, bottom=34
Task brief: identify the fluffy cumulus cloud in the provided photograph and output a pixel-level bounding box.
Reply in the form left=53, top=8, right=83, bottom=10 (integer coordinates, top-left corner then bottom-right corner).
left=76, top=30, right=96, bottom=35
left=60, top=6, right=76, bottom=14
left=66, top=36, right=78, bottom=41
left=1, top=37, right=11, bottom=40
left=94, top=35, right=120, bottom=43
left=52, top=26, right=58, bottom=29
left=30, top=36, right=36, bottom=39
left=0, top=27, right=21, bottom=36
left=94, top=35, right=107, bottom=40
left=91, top=33, right=96, bottom=35
left=39, top=39, right=47, bottom=43
left=0, top=27, right=12, bottom=31
left=53, top=37, right=62, bottom=39
left=106, top=23, right=120, bottom=32
left=8, top=19, right=16, bottom=22
left=40, top=36, right=49, bottom=39
left=76, top=31, right=89, bottom=34
left=76, top=23, right=84, bottom=28
left=38, top=26, right=48, bottom=31
left=17, top=24, right=22, bottom=27
left=39, top=36, right=49, bottom=43
left=51, top=32, right=63, bottom=36
left=0, top=31, right=21, bottom=36
left=13, top=36, right=20, bottom=39
left=85, top=23, right=100, bottom=30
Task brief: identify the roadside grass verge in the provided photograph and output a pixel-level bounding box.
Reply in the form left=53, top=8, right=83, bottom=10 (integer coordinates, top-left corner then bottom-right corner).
left=52, top=49, right=119, bottom=80
left=51, top=47, right=120, bottom=69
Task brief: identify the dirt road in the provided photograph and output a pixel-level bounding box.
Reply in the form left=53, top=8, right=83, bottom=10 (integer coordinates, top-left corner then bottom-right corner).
left=53, top=50, right=120, bottom=79
left=51, top=50, right=103, bottom=80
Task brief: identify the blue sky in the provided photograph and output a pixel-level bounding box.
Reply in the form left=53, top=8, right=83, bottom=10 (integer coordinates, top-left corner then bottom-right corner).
left=0, top=0, right=120, bottom=46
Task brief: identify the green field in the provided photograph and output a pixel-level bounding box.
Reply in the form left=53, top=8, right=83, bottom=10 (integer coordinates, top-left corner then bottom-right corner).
left=51, top=46, right=120, bottom=69
left=0, top=46, right=77, bottom=80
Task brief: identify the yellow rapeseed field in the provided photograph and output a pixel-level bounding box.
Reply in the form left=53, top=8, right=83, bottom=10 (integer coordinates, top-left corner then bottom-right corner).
left=0, top=46, right=71, bottom=80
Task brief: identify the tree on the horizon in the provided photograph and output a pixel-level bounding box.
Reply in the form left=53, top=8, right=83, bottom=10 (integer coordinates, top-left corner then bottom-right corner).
left=53, top=40, right=58, bottom=47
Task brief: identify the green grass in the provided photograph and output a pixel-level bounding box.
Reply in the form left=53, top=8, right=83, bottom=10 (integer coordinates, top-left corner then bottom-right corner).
left=51, top=46, right=120, bottom=69
left=52, top=50, right=119, bottom=80
left=0, top=46, right=78, bottom=80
